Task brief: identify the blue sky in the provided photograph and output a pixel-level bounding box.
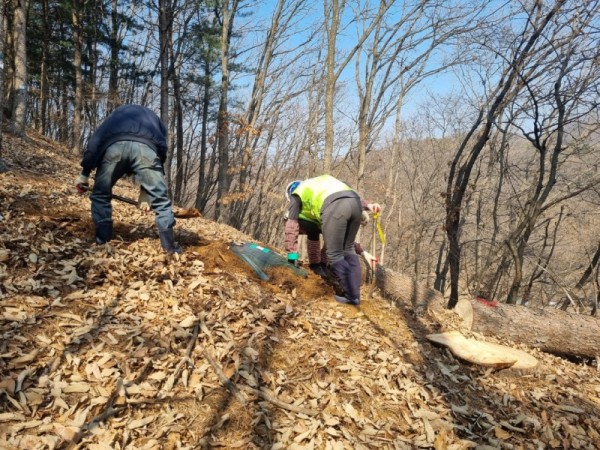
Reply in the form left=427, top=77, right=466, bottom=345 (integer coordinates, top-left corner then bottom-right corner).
left=243, top=0, right=475, bottom=134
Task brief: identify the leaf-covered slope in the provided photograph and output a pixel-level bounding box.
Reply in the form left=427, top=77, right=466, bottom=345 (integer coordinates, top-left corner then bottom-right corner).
left=0, top=131, right=599, bottom=450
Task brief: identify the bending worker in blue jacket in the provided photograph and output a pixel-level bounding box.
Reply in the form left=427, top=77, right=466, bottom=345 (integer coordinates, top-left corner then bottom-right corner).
left=74, top=104, right=181, bottom=254
left=284, top=174, right=381, bottom=305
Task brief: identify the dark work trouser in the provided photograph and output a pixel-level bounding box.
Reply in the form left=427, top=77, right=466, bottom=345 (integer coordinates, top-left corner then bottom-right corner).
left=321, top=197, right=363, bottom=301
left=91, top=141, right=176, bottom=236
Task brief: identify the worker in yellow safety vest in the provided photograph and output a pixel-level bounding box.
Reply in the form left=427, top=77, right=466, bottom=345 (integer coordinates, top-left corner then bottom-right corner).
left=283, top=174, right=381, bottom=306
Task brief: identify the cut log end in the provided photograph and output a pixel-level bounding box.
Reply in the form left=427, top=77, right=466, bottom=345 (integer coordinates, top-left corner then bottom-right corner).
left=377, top=266, right=599, bottom=360
left=426, top=330, right=539, bottom=370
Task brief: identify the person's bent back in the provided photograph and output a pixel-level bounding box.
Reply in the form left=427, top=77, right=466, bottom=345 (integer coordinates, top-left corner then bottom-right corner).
left=74, top=104, right=181, bottom=255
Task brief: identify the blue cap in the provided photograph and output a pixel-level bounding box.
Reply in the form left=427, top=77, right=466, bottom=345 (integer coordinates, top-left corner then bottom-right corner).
left=285, top=180, right=302, bottom=201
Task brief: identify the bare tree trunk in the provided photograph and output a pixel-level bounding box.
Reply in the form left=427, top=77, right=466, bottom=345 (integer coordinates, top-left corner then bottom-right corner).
left=323, top=0, right=391, bottom=173
left=445, top=2, right=565, bottom=309
left=215, top=0, right=238, bottom=222
left=229, top=0, right=285, bottom=229
left=433, top=238, right=449, bottom=294
left=0, top=0, right=5, bottom=158
left=87, top=2, right=99, bottom=132
left=474, top=129, right=508, bottom=299
left=11, top=0, right=27, bottom=135
left=159, top=0, right=171, bottom=182
left=522, top=216, right=560, bottom=306
left=467, top=299, right=600, bottom=360
left=71, top=0, right=83, bottom=153
left=59, top=70, right=68, bottom=141
left=302, top=43, right=326, bottom=177
left=355, top=0, right=424, bottom=192
left=39, top=0, right=49, bottom=135
left=322, top=0, right=339, bottom=173
left=593, top=271, right=599, bottom=316
left=195, top=58, right=211, bottom=213
left=505, top=236, right=526, bottom=305
left=577, top=241, right=600, bottom=289
left=383, top=95, right=404, bottom=267
left=356, top=94, right=370, bottom=193
left=107, top=0, right=120, bottom=112
left=306, top=66, right=323, bottom=177
left=172, top=59, right=184, bottom=204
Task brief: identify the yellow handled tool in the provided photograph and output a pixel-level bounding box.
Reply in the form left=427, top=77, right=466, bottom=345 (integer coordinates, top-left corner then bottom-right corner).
left=373, top=213, right=386, bottom=246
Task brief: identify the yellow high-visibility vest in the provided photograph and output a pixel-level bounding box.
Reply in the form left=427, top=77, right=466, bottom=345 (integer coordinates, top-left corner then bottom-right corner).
left=294, top=175, right=352, bottom=225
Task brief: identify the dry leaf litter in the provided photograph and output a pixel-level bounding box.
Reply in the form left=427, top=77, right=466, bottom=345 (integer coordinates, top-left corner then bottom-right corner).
left=0, top=131, right=599, bottom=450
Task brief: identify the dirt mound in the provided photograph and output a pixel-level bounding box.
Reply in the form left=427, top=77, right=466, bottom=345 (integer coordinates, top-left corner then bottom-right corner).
left=1, top=130, right=599, bottom=449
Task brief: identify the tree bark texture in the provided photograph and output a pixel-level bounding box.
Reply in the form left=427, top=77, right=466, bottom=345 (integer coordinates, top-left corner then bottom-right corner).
left=376, top=265, right=600, bottom=359
left=107, top=0, right=120, bottom=112
left=228, top=0, right=282, bottom=229
left=71, top=1, right=83, bottom=153
left=11, top=0, right=27, bottom=135
left=577, top=241, right=600, bottom=288
left=468, top=298, right=599, bottom=359
left=215, top=0, right=237, bottom=223
left=0, top=0, right=5, bottom=157
left=158, top=0, right=170, bottom=185
left=322, top=0, right=339, bottom=174
left=38, top=0, right=49, bottom=134
left=194, top=59, right=211, bottom=213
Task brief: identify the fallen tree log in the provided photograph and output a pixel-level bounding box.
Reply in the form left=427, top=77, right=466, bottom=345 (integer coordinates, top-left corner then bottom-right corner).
left=375, top=266, right=600, bottom=360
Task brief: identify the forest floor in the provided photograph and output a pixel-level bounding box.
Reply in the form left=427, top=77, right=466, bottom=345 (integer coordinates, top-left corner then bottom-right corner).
left=0, top=130, right=599, bottom=450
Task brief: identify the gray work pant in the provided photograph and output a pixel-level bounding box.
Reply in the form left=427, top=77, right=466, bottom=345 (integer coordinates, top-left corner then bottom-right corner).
left=321, top=197, right=363, bottom=301
left=321, top=196, right=362, bottom=264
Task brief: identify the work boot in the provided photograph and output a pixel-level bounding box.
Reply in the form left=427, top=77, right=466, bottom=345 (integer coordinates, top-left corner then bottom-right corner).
left=345, top=254, right=362, bottom=300
left=309, top=263, right=327, bottom=277
left=333, top=294, right=360, bottom=306
left=322, top=265, right=344, bottom=295
left=330, top=258, right=362, bottom=304
left=95, top=221, right=113, bottom=245
left=159, top=229, right=183, bottom=255
left=329, top=259, right=357, bottom=301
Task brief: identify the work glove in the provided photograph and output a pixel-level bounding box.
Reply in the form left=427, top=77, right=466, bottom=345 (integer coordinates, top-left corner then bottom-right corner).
left=361, top=210, right=370, bottom=227
left=367, top=203, right=382, bottom=214
left=361, top=251, right=378, bottom=269
left=137, top=188, right=151, bottom=212
left=287, top=252, right=300, bottom=268
left=75, top=175, right=89, bottom=194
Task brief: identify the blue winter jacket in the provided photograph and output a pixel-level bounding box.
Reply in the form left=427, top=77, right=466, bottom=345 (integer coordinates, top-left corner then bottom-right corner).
left=80, top=104, right=168, bottom=176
